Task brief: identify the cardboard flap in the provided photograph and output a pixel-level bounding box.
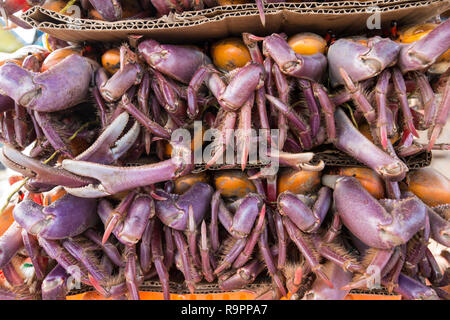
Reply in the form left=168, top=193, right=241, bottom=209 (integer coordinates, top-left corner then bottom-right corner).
left=21, top=1, right=450, bottom=43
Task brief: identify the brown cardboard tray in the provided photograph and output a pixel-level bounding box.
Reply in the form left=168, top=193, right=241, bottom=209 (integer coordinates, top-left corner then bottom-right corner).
left=21, top=0, right=450, bottom=43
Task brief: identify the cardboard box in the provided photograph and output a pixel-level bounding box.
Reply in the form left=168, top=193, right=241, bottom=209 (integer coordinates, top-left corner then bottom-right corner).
left=21, top=1, right=450, bottom=43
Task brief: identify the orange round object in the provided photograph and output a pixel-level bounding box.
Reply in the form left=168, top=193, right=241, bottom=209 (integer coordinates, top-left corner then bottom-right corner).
left=173, top=172, right=210, bottom=195
left=40, top=47, right=81, bottom=72
left=277, top=168, right=321, bottom=195
left=43, top=187, right=67, bottom=206
left=211, top=38, right=251, bottom=72
left=287, top=33, right=327, bottom=55
left=407, top=167, right=450, bottom=207
left=101, top=48, right=120, bottom=75
left=333, top=167, right=385, bottom=199
left=0, top=204, right=15, bottom=237
left=214, top=170, right=256, bottom=198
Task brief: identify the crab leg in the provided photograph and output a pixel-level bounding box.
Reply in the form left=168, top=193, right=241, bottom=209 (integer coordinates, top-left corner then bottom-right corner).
left=283, top=217, right=333, bottom=288
left=84, top=229, right=125, bottom=267
left=374, top=70, right=391, bottom=149
left=186, top=205, right=201, bottom=268
left=218, top=259, right=265, bottom=291
left=428, top=74, right=450, bottom=151
left=123, top=245, right=140, bottom=300
left=139, top=219, right=153, bottom=273
left=209, top=190, right=221, bottom=253
left=385, top=273, right=439, bottom=300
left=118, top=194, right=154, bottom=245
left=121, top=94, right=171, bottom=139
left=414, top=72, right=436, bottom=129
left=266, top=95, right=312, bottom=150
left=173, top=229, right=196, bottom=293
left=21, top=230, right=45, bottom=280
left=150, top=220, right=170, bottom=300
left=61, top=238, right=108, bottom=294
left=34, top=111, right=73, bottom=156
left=273, top=210, right=287, bottom=270
left=392, top=68, right=418, bottom=137
left=323, top=212, right=341, bottom=243
left=102, top=191, right=137, bottom=244
left=339, top=68, right=377, bottom=130
left=164, top=226, right=175, bottom=270
left=137, top=72, right=152, bottom=155
left=13, top=103, right=29, bottom=148
left=237, top=93, right=255, bottom=170
left=38, top=237, right=89, bottom=284
left=311, top=236, right=363, bottom=273
left=342, top=248, right=393, bottom=290
left=205, top=111, right=237, bottom=168
left=427, top=206, right=450, bottom=247
left=200, top=221, right=215, bottom=283
left=259, top=224, right=287, bottom=297
left=304, top=81, right=324, bottom=139
left=233, top=204, right=266, bottom=268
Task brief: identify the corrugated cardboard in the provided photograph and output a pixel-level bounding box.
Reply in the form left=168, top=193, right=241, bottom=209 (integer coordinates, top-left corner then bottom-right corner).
left=21, top=1, right=450, bottom=43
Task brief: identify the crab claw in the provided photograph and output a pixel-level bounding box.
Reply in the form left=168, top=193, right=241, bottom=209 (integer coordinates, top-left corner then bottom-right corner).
left=155, top=182, right=213, bottom=231
left=0, top=55, right=93, bottom=112
left=61, top=157, right=194, bottom=197
left=398, top=19, right=450, bottom=73
left=328, top=37, right=400, bottom=87
left=331, top=176, right=427, bottom=249
left=0, top=144, right=94, bottom=192
left=75, top=112, right=140, bottom=164
left=13, top=194, right=98, bottom=239
left=271, top=150, right=324, bottom=171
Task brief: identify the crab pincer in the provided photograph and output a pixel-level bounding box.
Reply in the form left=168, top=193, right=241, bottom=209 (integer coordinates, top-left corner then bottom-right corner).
left=333, top=107, right=408, bottom=182
left=13, top=194, right=98, bottom=240
left=61, top=154, right=194, bottom=197
left=155, top=182, right=213, bottom=231
left=0, top=54, right=94, bottom=112
left=0, top=144, right=95, bottom=193
left=277, top=186, right=332, bottom=233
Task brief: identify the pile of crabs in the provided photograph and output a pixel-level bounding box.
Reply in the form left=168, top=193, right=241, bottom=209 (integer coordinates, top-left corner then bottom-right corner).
left=0, top=17, right=448, bottom=300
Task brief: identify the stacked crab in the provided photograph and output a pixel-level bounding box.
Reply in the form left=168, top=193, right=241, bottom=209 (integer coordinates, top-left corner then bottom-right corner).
left=0, top=17, right=448, bottom=300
